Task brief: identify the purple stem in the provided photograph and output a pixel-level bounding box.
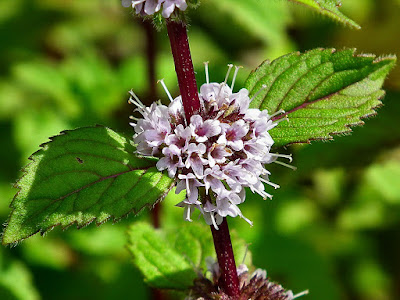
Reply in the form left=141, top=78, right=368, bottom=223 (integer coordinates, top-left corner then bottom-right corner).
left=166, top=20, right=201, bottom=120
left=211, top=218, right=240, bottom=298
left=166, top=19, right=240, bottom=298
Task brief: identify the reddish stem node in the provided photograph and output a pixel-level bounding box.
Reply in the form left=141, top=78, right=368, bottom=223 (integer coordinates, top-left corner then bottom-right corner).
left=211, top=218, right=241, bottom=298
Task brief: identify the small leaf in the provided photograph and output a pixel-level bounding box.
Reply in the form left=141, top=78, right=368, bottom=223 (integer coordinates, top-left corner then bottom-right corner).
left=127, top=222, right=252, bottom=290
left=245, top=48, right=396, bottom=147
left=2, top=126, right=175, bottom=245
left=171, top=223, right=215, bottom=272
left=287, top=0, right=361, bottom=29
left=127, top=222, right=197, bottom=290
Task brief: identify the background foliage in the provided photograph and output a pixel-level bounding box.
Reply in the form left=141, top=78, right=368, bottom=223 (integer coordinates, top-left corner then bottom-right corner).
left=0, top=0, right=399, bottom=299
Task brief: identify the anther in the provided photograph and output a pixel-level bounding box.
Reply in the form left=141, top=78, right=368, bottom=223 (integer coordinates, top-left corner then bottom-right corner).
left=231, top=65, right=242, bottom=90
left=224, top=64, right=234, bottom=85
left=250, top=84, right=268, bottom=102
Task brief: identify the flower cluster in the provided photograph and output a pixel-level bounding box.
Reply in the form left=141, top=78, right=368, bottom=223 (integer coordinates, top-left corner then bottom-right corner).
left=121, top=0, right=187, bottom=18
left=130, top=64, right=292, bottom=228
left=187, top=258, right=308, bottom=300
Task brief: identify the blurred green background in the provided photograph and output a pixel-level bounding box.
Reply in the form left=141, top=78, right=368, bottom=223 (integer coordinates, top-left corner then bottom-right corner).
left=1, top=0, right=400, bottom=299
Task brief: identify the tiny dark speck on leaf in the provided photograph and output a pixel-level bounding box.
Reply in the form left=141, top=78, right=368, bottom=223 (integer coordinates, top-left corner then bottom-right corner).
left=76, top=157, right=84, bottom=164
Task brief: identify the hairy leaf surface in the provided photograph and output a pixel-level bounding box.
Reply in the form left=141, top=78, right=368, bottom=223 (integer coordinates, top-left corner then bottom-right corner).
left=245, top=48, right=396, bottom=147
left=287, top=0, right=360, bottom=29
left=3, top=126, right=175, bottom=245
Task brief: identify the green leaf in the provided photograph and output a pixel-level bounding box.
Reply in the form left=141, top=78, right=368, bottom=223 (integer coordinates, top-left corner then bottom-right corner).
left=245, top=48, right=396, bottom=147
left=127, top=221, right=252, bottom=290
left=287, top=0, right=361, bottom=29
left=0, top=248, right=40, bottom=300
left=2, top=126, right=175, bottom=245
left=205, top=0, right=293, bottom=58
left=127, top=222, right=197, bottom=290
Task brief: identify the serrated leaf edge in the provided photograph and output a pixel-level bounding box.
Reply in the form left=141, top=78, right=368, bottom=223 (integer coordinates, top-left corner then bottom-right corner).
left=287, top=0, right=361, bottom=29
left=2, top=125, right=175, bottom=246
left=246, top=48, right=396, bottom=146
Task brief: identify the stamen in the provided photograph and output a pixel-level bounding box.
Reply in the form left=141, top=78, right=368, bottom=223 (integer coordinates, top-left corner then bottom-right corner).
left=204, top=61, right=210, bottom=84
left=269, top=109, right=286, bottom=119
left=158, top=79, right=174, bottom=102
left=269, top=153, right=293, bottom=162
left=293, top=290, right=309, bottom=299
left=250, top=84, right=267, bottom=102
left=273, top=116, right=289, bottom=124
left=185, top=205, right=193, bottom=222
left=240, top=214, right=253, bottom=226
left=128, top=90, right=145, bottom=108
left=129, top=116, right=139, bottom=121
left=252, top=186, right=273, bottom=200
left=231, top=65, right=242, bottom=90
left=241, top=245, right=250, bottom=265
left=210, top=212, right=219, bottom=230
left=274, top=160, right=297, bottom=170
left=185, top=178, right=191, bottom=196
left=224, top=64, right=234, bottom=85
left=214, top=109, right=225, bottom=120
left=217, top=82, right=226, bottom=98
left=259, top=177, right=280, bottom=189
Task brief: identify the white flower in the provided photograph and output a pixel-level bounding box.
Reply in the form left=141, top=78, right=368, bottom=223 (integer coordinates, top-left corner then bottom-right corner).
left=162, top=0, right=188, bottom=18
left=129, top=63, right=293, bottom=228
left=121, top=0, right=187, bottom=18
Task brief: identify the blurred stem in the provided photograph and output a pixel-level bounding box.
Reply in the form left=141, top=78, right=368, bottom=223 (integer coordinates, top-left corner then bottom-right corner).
left=143, top=19, right=157, bottom=102
left=141, top=19, right=163, bottom=229
left=166, top=20, right=200, bottom=120
left=211, top=218, right=240, bottom=298
left=142, top=19, right=165, bottom=300
left=167, top=19, right=240, bottom=298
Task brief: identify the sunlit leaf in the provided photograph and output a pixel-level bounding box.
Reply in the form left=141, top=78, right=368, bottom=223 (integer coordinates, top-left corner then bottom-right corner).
left=245, top=48, right=396, bottom=147
left=287, top=0, right=361, bottom=29
left=2, top=126, right=175, bottom=245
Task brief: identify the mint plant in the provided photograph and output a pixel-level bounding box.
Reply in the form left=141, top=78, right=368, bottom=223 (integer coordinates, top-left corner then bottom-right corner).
left=2, top=1, right=396, bottom=299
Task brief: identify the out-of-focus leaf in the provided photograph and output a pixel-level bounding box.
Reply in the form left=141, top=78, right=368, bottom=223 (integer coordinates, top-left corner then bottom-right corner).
left=67, top=223, right=126, bottom=256
left=21, top=236, right=74, bottom=270
left=204, top=0, right=293, bottom=58
left=245, top=48, right=396, bottom=147
left=364, top=160, right=400, bottom=204
left=0, top=248, right=40, bottom=300
left=287, top=0, right=361, bottom=29
left=12, top=62, right=80, bottom=117
left=338, top=198, right=386, bottom=230
left=171, top=223, right=215, bottom=272
left=2, top=126, right=175, bottom=245
left=13, top=109, right=70, bottom=161
left=253, top=234, right=342, bottom=300
left=352, top=260, right=391, bottom=299
left=127, top=222, right=197, bottom=290
left=127, top=221, right=252, bottom=289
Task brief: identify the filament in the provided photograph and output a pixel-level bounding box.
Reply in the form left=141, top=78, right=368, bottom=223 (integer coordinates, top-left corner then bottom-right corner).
left=158, top=79, right=173, bottom=102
